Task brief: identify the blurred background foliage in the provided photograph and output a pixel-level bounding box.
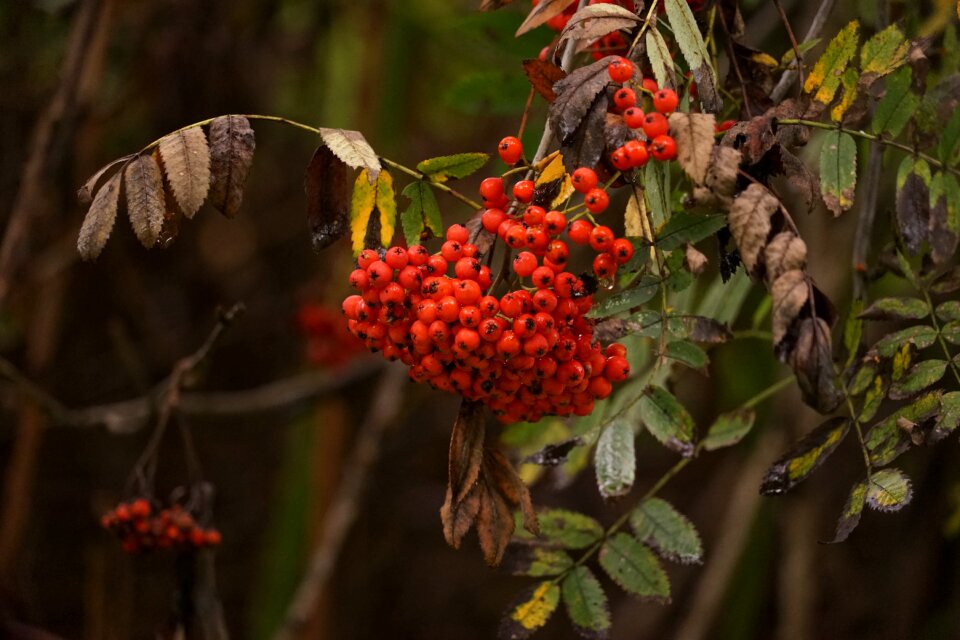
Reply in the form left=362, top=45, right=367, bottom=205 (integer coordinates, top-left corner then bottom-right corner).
left=0, top=0, right=958, bottom=639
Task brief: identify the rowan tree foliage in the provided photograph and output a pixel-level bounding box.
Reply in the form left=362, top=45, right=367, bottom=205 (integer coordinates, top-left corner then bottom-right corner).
left=3, top=0, right=960, bottom=638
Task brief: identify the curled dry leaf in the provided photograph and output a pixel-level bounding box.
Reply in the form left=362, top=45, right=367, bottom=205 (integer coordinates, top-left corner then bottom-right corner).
left=158, top=126, right=211, bottom=218
left=668, top=112, right=716, bottom=185
left=123, top=154, right=165, bottom=248
left=522, top=58, right=567, bottom=103
left=441, top=401, right=487, bottom=549
left=727, top=183, right=777, bottom=278
left=789, top=317, right=842, bottom=413
left=771, top=269, right=809, bottom=348
left=78, top=155, right=132, bottom=204
left=764, top=232, right=807, bottom=284
left=305, top=144, right=351, bottom=252
left=691, top=146, right=741, bottom=209
left=516, top=0, right=577, bottom=36
left=558, top=4, right=640, bottom=48
left=208, top=115, right=255, bottom=219
left=319, top=127, right=381, bottom=184
left=77, top=171, right=122, bottom=260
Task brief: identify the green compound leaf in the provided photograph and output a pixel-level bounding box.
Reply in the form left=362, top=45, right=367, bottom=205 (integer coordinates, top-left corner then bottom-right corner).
left=416, top=152, right=489, bottom=181
left=701, top=408, right=756, bottom=451
left=872, top=66, right=918, bottom=138
left=827, top=480, right=868, bottom=543
left=630, top=498, right=703, bottom=564
left=830, top=67, right=859, bottom=122
left=654, top=212, right=727, bottom=252
left=595, top=419, right=636, bottom=500
left=858, top=374, right=888, bottom=424
left=888, top=360, right=947, bottom=401
left=561, top=566, right=611, bottom=639
left=804, top=20, right=860, bottom=105
left=760, top=417, right=850, bottom=495
left=663, top=340, right=709, bottom=372
left=499, top=581, right=561, bottom=640
left=864, top=391, right=941, bottom=466
left=637, top=385, right=697, bottom=457
left=819, top=130, right=858, bottom=216
left=528, top=509, right=604, bottom=549
left=400, top=181, right=442, bottom=245
left=931, top=391, right=960, bottom=443
left=873, top=325, right=938, bottom=357
left=860, top=23, right=909, bottom=78
left=662, top=0, right=720, bottom=112
left=598, top=532, right=670, bottom=602
left=585, top=275, right=660, bottom=318
left=859, top=297, right=930, bottom=321
left=939, top=110, right=960, bottom=165
left=866, top=468, right=913, bottom=512
left=501, top=546, right=574, bottom=577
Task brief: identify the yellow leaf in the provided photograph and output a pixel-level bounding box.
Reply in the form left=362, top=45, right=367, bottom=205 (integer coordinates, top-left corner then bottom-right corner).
left=830, top=67, right=859, bottom=122
left=511, top=582, right=560, bottom=630
left=804, top=21, right=860, bottom=105
left=551, top=175, right=575, bottom=209
left=376, top=170, right=397, bottom=247
left=751, top=52, right=779, bottom=68
left=535, top=151, right=566, bottom=185
left=350, top=169, right=376, bottom=255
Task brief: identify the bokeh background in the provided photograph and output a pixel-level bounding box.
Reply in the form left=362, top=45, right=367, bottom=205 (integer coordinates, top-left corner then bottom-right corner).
left=1, top=0, right=959, bottom=638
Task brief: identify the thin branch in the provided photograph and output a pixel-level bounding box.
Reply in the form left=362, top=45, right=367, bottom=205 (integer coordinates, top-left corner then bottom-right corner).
left=772, top=0, right=804, bottom=95
left=271, top=365, right=408, bottom=640
left=770, top=0, right=837, bottom=103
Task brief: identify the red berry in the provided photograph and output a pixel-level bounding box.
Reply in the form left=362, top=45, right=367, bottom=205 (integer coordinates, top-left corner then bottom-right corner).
left=479, top=177, right=504, bottom=201
left=593, top=253, right=617, bottom=279
left=523, top=205, right=546, bottom=226
left=446, top=224, right=469, bottom=243
left=366, top=260, right=393, bottom=288
left=611, top=237, right=635, bottom=264
left=546, top=239, right=570, bottom=263
left=604, top=355, right=630, bottom=381
left=623, top=140, right=649, bottom=168
left=642, top=77, right=659, bottom=94
left=607, top=56, right=634, bottom=83
left=505, top=225, right=528, bottom=248
left=357, top=248, right=379, bottom=269
left=589, top=225, right=615, bottom=251
left=653, top=88, right=679, bottom=114
left=513, top=251, right=538, bottom=277
left=131, top=499, right=151, bottom=519
left=584, top=188, right=610, bottom=214
left=498, top=136, right=523, bottom=165
left=568, top=219, right=595, bottom=244
left=544, top=210, right=566, bottom=235
left=610, top=147, right=632, bottom=171
left=650, top=134, right=678, bottom=161
left=623, top=107, right=645, bottom=129
left=513, top=180, right=535, bottom=203
left=642, top=112, right=669, bottom=139
left=613, top=87, right=637, bottom=111
left=384, top=246, right=409, bottom=270
left=571, top=167, right=598, bottom=193
left=481, top=208, right=506, bottom=233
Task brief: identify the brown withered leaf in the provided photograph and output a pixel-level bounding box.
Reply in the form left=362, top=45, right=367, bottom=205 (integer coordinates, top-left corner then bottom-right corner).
left=558, top=3, right=641, bottom=48
left=692, top=146, right=741, bottom=209
left=305, top=145, right=350, bottom=252
left=728, top=41, right=776, bottom=109
left=442, top=483, right=482, bottom=551
left=444, top=401, right=486, bottom=514
left=158, top=127, right=210, bottom=218
left=560, top=93, right=609, bottom=174
left=78, top=155, right=132, bottom=204
left=778, top=145, right=820, bottom=212
left=477, top=480, right=514, bottom=566
left=764, top=232, right=807, bottom=285
left=208, top=115, right=255, bottom=219
left=771, top=269, right=809, bottom=348
left=692, top=64, right=723, bottom=114
left=319, top=128, right=381, bottom=183
left=123, top=154, right=165, bottom=248
left=77, top=171, right=122, bottom=260
left=788, top=317, right=842, bottom=413
left=485, top=448, right=538, bottom=536
left=550, top=55, right=616, bottom=144
left=603, top=113, right=637, bottom=152
left=522, top=58, right=567, bottom=103
left=466, top=208, right=496, bottom=256
left=727, top=183, right=777, bottom=278
left=668, top=112, right=716, bottom=185
left=684, top=244, right=708, bottom=275
left=516, top=0, right=577, bottom=36
left=929, top=189, right=958, bottom=264
left=897, top=172, right=930, bottom=254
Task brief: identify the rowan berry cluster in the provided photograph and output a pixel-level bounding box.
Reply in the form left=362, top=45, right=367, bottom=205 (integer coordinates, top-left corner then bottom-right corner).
left=607, top=56, right=680, bottom=169
left=100, top=498, right=221, bottom=555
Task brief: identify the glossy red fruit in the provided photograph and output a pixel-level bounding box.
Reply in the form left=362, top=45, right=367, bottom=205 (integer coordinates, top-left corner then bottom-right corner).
left=611, top=237, right=635, bottom=264
left=512, top=180, right=535, bottom=203
left=623, top=107, right=645, bottom=129
left=623, top=139, right=649, bottom=168
left=653, top=88, right=679, bottom=114
left=610, top=147, right=632, bottom=171
left=589, top=225, right=615, bottom=251
left=613, top=87, right=637, bottom=111
left=568, top=219, right=595, bottom=245
left=642, top=112, right=669, bottom=139
left=498, top=136, right=523, bottom=165
left=481, top=208, right=506, bottom=233
left=479, top=177, right=504, bottom=201
left=607, top=56, right=634, bottom=83
left=584, top=188, right=610, bottom=214
left=571, top=167, right=599, bottom=193
left=650, top=134, right=678, bottom=161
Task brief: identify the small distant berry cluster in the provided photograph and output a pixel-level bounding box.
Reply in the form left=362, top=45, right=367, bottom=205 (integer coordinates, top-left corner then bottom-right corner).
left=534, top=0, right=632, bottom=61
left=342, top=219, right=630, bottom=423
left=101, top=498, right=221, bottom=555
left=297, top=301, right=364, bottom=366
left=606, top=56, right=680, bottom=169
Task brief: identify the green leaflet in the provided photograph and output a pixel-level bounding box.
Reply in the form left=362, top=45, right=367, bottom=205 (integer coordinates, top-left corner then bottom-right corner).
left=936, top=301, right=960, bottom=322
left=828, top=480, right=868, bottom=543
left=645, top=28, right=675, bottom=90
left=662, top=0, right=719, bottom=112
left=804, top=20, right=860, bottom=105
left=819, top=130, right=857, bottom=216
left=598, top=532, right=670, bottom=601
left=843, top=298, right=864, bottom=368
left=630, top=498, right=703, bottom=564
left=938, top=109, right=960, bottom=165
left=585, top=275, right=660, bottom=318
left=637, top=385, right=697, bottom=457
left=932, top=391, right=960, bottom=442
left=502, top=547, right=575, bottom=578
left=416, top=152, right=489, bottom=181
left=701, top=409, right=756, bottom=451
left=760, top=417, right=850, bottom=495
left=644, top=161, right=670, bottom=227
left=872, top=66, right=918, bottom=138
left=527, top=509, right=604, bottom=549
left=595, top=419, right=636, bottom=500
left=663, top=340, right=709, bottom=371
left=859, top=23, right=909, bottom=77
left=866, top=468, right=913, bottom=512
left=654, top=212, right=727, bottom=252
left=858, top=296, right=930, bottom=321
left=561, top=566, right=611, bottom=639
left=864, top=391, right=941, bottom=466
left=400, top=181, right=442, bottom=245
left=873, top=325, right=938, bottom=357
left=888, top=360, right=947, bottom=400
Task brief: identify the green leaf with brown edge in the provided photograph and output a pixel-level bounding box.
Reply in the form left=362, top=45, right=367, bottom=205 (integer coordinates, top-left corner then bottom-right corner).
left=663, top=0, right=721, bottom=112
left=858, top=297, right=930, bottom=321
left=701, top=409, right=756, bottom=451
left=931, top=391, right=960, bottom=443
left=400, top=181, right=442, bottom=246
left=866, top=468, right=913, bottom=512
left=827, top=480, right=868, bottom=543
left=561, top=566, right=611, bottom=639
left=584, top=274, right=660, bottom=318
left=524, top=509, right=604, bottom=549
left=864, top=391, right=941, bottom=466
left=859, top=23, right=909, bottom=78
left=663, top=340, right=709, bottom=372
left=499, top=582, right=561, bottom=640
left=501, top=546, right=574, bottom=577
left=873, top=325, right=938, bottom=357
left=598, top=532, right=670, bottom=602
left=858, top=374, right=888, bottom=424
left=637, top=385, right=696, bottom=457
left=804, top=20, right=860, bottom=105
left=888, top=360, right=947, bottom=400
left=760, top=417, right=850, bottom=495
left=942, top=321, right=960, bottom=345
left=595, top=419, right=635, bottom=500
left=655, top=212, right=727, bottom=253
left=871, top=66, right=918, bottom=138
left=630, top=498, right=703, bottom=564
left=819, top=130, right=857, bottom=216
left=848, top=360, right=878, bottom=397
left=416, top=152, right=489, bottom=181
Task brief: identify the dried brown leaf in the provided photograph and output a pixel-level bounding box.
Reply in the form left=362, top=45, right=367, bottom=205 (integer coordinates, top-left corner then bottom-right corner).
left=305, top=145, right=351, bottom=251
left=668, top=112, right=716, bottom=185
left=692, top=64, right=723, bottom=114
left=779, top=145, right=820, bottom=212
left=441, top=483, right=482, bottom=549
left=764, top=231, right=807, bottom=285
left=485, top=449, right=539, bottom=536
left=208, top=115, right=255, bottom=218
left=929, top=189, right=958, bottom=264
left=684, top=244, right=708, bottom=275
left=560, top=93, right=609, bottom=173
left=523, top=58, right=567, bottom=103
left=158, top=127, right=211, bottom=218
left=558, top=4, right=640, bottom=48
left=771, top=269, right=809, bottom=348
left=692, top=146, right=741, bottom=209
left=77, top=171, right=122, bottom=260
left=123, top=154, right=165, bottom=248
left=897, top=172, right=930, bottom=254
left=319, top=128, right=381, bottom=183
left=78, top=155, right=132, bottom=204
left=448, top=401, right=487, bottom=507
left=788, top=317, right=842, bottom=413
left=728, top=183, right=777, bottom=278
left=550, top=55, right=617, bottom=144
left=516, top=0, right=577, bottom=36
left=477, top=481, right=514, bottom=566
left=479, top=0, right=513, bottom=8
left=603, top=113, right=637, bottom=152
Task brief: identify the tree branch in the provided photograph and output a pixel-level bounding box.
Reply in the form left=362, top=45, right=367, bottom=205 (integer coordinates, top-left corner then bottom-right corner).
left=770, top=0, right=837, bottom=103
